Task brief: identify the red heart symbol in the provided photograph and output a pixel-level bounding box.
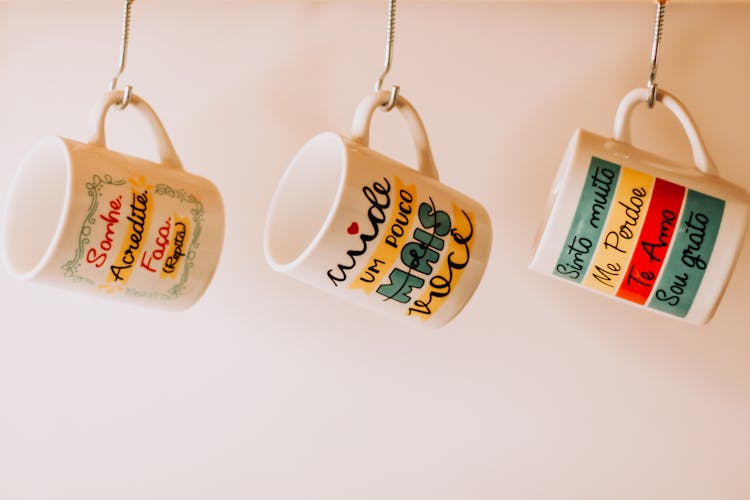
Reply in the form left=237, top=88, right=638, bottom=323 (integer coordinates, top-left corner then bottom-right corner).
left=347, top=222, right=359, bottom=235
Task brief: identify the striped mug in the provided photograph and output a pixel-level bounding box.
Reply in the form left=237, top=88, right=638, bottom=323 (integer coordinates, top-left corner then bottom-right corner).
left=530, top=88, right=749, bottom=324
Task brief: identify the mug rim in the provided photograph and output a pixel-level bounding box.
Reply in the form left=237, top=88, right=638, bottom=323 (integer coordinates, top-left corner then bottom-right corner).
left=2, top=135, right=73, bottom=281
left=264, top=131, right=348, bottom=273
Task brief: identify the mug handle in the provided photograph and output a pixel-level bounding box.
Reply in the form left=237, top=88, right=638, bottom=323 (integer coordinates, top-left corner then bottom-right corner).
left=350, top=91, right=440, bottom=181
left=88, top=90, right=184, bottom=171
left=613, top=87, right=718, bottom=176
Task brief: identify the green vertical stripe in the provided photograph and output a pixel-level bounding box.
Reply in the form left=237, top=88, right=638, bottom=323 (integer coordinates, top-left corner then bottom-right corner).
left=554, top=157, right=621, bottom=282
left=648, top=190, right=725, bottom=317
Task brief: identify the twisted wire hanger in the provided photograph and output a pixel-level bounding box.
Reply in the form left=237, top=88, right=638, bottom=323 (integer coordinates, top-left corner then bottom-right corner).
left=373, top=0, right=399, bottom=112
left=108, top=0, right=135, bottom=110
left=647, top=0, right=667, bottom=108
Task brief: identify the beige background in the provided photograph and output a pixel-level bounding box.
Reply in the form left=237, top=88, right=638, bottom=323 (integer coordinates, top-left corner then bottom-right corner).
left=1, top=2, right=750, bottom=499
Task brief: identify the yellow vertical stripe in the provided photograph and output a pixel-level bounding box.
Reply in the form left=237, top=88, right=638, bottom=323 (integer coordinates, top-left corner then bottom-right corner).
left=107, top=179, right=154, bottom=285
left=583, top=168, right=655, bottom=294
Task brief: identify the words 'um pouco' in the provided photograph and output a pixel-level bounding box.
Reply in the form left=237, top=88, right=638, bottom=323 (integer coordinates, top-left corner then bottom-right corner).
left=265, top=91, right=492, bottom=327
left=530, top=88, right=749, bottom=324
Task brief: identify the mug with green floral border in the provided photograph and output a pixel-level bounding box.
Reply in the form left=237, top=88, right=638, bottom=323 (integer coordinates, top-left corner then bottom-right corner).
left=2, top=91, right=225, bottom=309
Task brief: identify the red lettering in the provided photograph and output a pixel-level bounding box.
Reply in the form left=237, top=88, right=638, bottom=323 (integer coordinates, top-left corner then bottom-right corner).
left=139, top=217, right=171, bottom=273
left=86, top=247, right=106, bottom=268
left=87, top=195, right=123, bottom=268
left=140, top=252, right=157, bottom=272
left=152, top=218, right=171, bottom=261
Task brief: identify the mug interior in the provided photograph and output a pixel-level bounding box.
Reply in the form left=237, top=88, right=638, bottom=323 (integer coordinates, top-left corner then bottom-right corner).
left=2, top=137, right=70, bottom=279
left=265, top=132, right=345, bottom=270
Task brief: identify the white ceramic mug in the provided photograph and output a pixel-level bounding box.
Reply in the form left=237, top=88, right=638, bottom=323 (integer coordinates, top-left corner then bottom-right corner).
left=530, top=88, right=749, bottom=324
left=2, top=91, right=225, bottom=309
left=265, top=91, right=492, bottom=327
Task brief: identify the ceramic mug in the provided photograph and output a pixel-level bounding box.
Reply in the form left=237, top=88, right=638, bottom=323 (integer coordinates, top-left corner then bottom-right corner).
left=265, top=91, right=492, bottom=327
left=530, top=88, right=749, bottom=324
left=1, top=91, right=225, bottom=309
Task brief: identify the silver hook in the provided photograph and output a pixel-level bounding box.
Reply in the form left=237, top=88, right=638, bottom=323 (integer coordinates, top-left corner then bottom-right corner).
left=373, top=0, right=399, bottom=112
left=647, top=0, right=667, bottom=108
left=108, top=0, right=135, bottom=110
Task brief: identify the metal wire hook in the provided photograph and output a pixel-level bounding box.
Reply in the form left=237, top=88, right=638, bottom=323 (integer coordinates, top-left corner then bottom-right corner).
left=647, top=0, right=667, bottom=108
left=108, top=0, right=135, bottom=110
left=373, top=0, right=399, bottom=112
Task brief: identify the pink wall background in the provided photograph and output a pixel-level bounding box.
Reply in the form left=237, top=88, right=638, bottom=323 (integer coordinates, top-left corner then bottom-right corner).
left=1, top=2, right=749, bottom=499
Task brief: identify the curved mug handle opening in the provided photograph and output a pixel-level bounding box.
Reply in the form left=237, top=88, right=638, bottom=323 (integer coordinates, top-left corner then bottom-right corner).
left=613, top=87, right=718, bottom=176
left=89, top=90, right=184, bottom=171
left=350, top=91, right=440, bottom=181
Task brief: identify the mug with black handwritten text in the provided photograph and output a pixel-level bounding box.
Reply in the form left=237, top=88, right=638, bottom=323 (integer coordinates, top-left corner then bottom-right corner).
left=265, top=91, right=492, bottom=327
left=1, top=91, right=225, bottom=309
left=530, top=88, right=749, bottom=324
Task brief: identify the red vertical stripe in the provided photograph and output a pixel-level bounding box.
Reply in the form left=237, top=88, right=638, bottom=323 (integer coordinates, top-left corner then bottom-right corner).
left=616, top=178, right=686, bottom=305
